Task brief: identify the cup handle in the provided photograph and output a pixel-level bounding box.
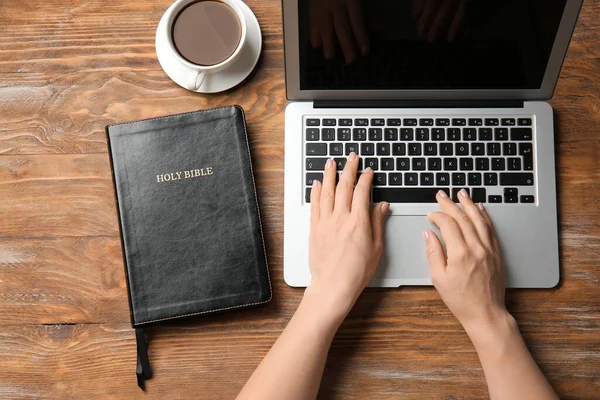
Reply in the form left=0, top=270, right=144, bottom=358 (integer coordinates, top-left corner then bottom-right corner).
left=188, top=70, right=207, bottom=91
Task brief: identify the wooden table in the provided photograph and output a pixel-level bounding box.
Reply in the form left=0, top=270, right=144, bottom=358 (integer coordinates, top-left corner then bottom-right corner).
left=1, top=1, right=599, bottom=398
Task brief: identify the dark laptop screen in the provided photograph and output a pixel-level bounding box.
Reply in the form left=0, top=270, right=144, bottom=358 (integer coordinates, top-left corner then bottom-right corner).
left=298, top=0, right=567, bottom=91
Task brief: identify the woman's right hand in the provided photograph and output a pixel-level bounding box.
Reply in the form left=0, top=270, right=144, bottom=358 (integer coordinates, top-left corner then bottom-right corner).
left=424, top=189, right=509, bottom=335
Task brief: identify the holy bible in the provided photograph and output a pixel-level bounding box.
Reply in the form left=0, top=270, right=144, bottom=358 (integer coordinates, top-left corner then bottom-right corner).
left=106, top=106, right=272, bottom=389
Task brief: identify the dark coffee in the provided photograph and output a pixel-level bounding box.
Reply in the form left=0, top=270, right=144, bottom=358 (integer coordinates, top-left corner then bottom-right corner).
left=172, top=0, right=242, bottom=66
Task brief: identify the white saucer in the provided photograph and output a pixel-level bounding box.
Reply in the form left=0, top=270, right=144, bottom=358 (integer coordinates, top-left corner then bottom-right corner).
left=155, top=0, right=262, bottom=93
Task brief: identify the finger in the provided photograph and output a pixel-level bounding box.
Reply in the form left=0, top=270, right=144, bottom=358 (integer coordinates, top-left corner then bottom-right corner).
left=418, top=0, right=440, bottom=37
left=352, top=167, right=374, bottom=217
left=310, top=23, right=322, bottom=49
left=319, top=15, right=336, bottom=60
left=333, top=10, right=357, bottom=64
left=458, top=190, right=493, bottom=248
left=320, top=158, right=336, bottom=217
left=427, top=211, right=466, bottom=249
left=413, top=0, right=426, bottom=19
left=310, top=179, right=322, bottom=226
left=477, top=203, right=501, bottom=251
left=447, top=0, right=467, bottom=41
left=427, top=0, right=456, bottom=42
left=423, top=230, right=447, bottom=279
left=370, top=202, right=389, bottom=248
left=436, top=189, right=482, bottom=245
left=334, top=152, right=359, bottom=214
left=347, top=0, right=369, bottom=56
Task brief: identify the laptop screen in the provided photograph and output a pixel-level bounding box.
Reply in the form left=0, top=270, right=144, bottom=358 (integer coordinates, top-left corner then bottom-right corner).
left=298, top=0, right=568, bottom=91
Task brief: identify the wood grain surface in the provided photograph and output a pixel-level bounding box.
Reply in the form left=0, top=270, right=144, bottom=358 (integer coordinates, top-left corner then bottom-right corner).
left=1, top=0, right=599, bottom=399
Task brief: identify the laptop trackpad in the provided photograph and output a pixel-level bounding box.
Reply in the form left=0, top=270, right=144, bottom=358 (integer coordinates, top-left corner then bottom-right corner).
left=376, top=216, right=442, bottom=280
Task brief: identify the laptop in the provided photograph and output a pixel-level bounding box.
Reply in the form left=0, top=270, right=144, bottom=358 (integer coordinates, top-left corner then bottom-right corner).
left=283, top=0, right=583, bottom=288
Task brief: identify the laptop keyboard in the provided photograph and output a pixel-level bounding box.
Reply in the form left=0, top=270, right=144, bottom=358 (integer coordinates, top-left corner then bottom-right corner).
left=304, top=116, right=536, bottom=204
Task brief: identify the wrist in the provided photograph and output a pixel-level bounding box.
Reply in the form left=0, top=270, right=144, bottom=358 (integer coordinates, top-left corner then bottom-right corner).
left=302, top=283, right=356, bottom=327
left=464, top=310, right=520, bottom=355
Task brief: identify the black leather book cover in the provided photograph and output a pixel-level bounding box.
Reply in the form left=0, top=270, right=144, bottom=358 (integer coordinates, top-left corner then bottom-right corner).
left=106, top=106, right=271, bottom=327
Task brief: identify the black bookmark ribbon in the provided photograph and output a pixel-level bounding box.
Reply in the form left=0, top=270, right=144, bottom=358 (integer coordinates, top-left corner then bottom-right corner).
left=135, top=328, right=152, bottom=390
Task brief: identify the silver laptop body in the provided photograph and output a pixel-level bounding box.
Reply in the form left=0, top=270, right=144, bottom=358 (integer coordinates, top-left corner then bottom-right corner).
left=283, top=0, right=583, bottom=288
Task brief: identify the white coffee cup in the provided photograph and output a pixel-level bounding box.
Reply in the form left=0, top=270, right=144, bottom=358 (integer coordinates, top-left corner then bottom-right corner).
left=159, top=0, right=248, bottom=91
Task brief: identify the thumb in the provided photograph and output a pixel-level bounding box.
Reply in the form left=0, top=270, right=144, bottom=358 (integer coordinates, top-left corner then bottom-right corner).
left=423, top=230, right=446, bottom=282
left=370, top=202, right=389, bottom=247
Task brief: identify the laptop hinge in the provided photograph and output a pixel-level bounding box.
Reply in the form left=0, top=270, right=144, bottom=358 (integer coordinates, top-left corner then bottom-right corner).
left=313, top=100, right=525, bottom=109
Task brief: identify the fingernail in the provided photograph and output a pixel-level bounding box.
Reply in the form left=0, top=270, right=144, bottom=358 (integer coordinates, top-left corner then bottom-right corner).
left=365, top=167, right=372, bottom=173
left=325, top=158, right=333, bottom=168
left=437, top=190, right=447, bottom=198
left=381, top=202, right=390, bottom=213
left=348, top=152, right=357, bottom=161
left=478, top=202, right=484, bottom=211
left=459, top=189, right=469, bottom=198
left=423, top=230, right=430, bottom=240
left=361, top=46, right=369, bottom=56
left=312, top=179, right=319, bottom=188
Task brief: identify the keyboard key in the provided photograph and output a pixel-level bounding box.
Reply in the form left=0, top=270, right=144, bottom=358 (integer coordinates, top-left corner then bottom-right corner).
left=306, top=143, right=327, bottom=156
left=424, top=143, right=437, bottom=155
left=381, top=158, right=395, bottom=171
left=452, top=188, right=470, bottom=202
left=487, top=143, right=501, bottom=155
left=400, top=128, right=414, bottom=141
left=396, top=158, right=410, bottom=170
left=334, top=158, right=346, bottom=170
left=306, top=128, right=319, bottom=141
left=387, top=118, right=402, bottom=126
left=404, top=118, right=418, bottom=126
left=503, top=143, right=517, bottom=155
left=452, top=118, right=466, bottom=126
left=412, top=158, right=426, bottom=170
left=374, top=173, right=387, bottom=185
left=468, top=172, right=482, bottom=186
left=306, top=188, right=312, bottom=202
left=393, top=143, right=406, bottom=155
left=472, top=188, right=486, bottom=203
left=440, top=143, right=453, bottom=155
left=353, top=128, right=367, bottom=141
left=460, top=158, right=474, bottom=171
left=505, top=195, right=518, bottom=203
left=384, top=128, right=398, bottom=141
left=420, top=118, right=434, bottom=126
left=421, top=173, right=434, bottom=186
left=492, top=158, right=505, bottom=170
left=469, top=118, right=482, bottom=126
left=306, top=158, right=328, bottom=170
left=479, top=128, right=493, bottom=141
left=432, top=128, right=445, bottom=141
left=463, top=128, right=477, bottom=140
left=476, top=158, right=489, bottom=171
left=330, top=143, right=343, bottom=155
left=322, top=128, right=335, bottom=141
left=371, top=118, right=385, bottom=126
left=361, top=143, right=374, bottom=156
left=511, top=128, right=533, bottom=141
left=519, top=143, right=533, bottom=170
left=456, top=143, right=469, bottom=155
left=500, top=173, right=534, bottom=186
left=306, top=118, right=320, bottom=126
left=495, top=128, right=509, bottom=140
left=345, top=143, right=359, bottom=155
left=355, top=118, right=368, bottom=126
left=428, top=157, right=442, bottom=171
left=372, top=187, right=449, bottom=203
left=389, top=173, right=403, bottom=186
left=436, top=118, right=450, bottom=126
left=485, top=118, right=499, bottom=126
left=505, top=188, right=518, bottom=196
left=471, top=143, right=485, bottom=155
left=488, top=195, right=502, bottom=203
left=444, top=158, right=458, bottom=170
left=416, top=128, right=430, bottom=141
left=409, top=143, right=422, bottom=155
left=452, top=173, right=466, bottom=186
left=448, top=128, right=461, bottom=141
left=484, top=172, right=498, bottom=186
left=518, top=118, right=532, bottom=126
left=323, top=118, right=336, bottom=126
left=436, top=173, right=450, bottom=186
left=377, top=143, right=391, bottom=155
left=501, top=118, right=516, bottom=126
left=508, top=157, right=522, bottom=171
left=337, top=128, right=351, bottom=141
left=339, top=118, right=352, bottom=126
left=520, top=195, right=535, bottom=203
left=369, top=128, right=383, bottom=141
left=365, top=158, right=379, bottom=170
left=306, top=173, right=323, bottom=186
left=405, top=173, right=419, bottom=185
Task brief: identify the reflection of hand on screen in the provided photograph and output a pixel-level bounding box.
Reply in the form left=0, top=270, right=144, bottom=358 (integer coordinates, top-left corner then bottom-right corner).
left=412, top=0, right=468, bottom=42
left=309, top=0, right=369, bottom=64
